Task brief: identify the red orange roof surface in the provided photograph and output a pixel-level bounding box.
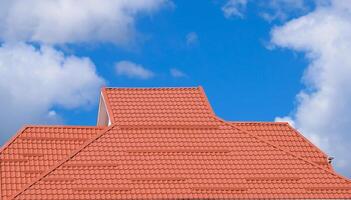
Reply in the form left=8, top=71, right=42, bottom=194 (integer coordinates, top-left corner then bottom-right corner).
left=0, top=126, right=103, bottom=199
left=232, top=122, right=332, bottom=170
left=1, top=86, right=351, bottom=199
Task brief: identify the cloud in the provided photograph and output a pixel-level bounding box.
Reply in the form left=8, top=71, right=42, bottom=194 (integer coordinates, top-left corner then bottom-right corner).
left=221, top=0, right=314, bottom=22
left=115, top=60, right=154, bottom=79
left=186, top=32, right=198, bottom=46
left=0, top=43, right=105, bottom=144
left=259, top=0, right=312, bottom=22
left=222, top=0, right=248, bottom=18
left=170, top=68, right=187, bottom=78
left=271, top=0, right=351, bottom=177
left=0, top=0, right=168, bottom=45
left=275, top=116, right=295, bottom=127
left=0, top=1, right=170, bottom=145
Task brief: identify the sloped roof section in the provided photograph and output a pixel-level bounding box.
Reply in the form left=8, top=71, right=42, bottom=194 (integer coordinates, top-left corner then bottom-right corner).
left=232, top=122, right=332, bottom=169
left=102, top=87, right=217, bottom=127
left=3, top=86, right=351, bottom=199
left=11, top=123, right=351, bottom=199
left=0, top=126, right=103, bottom=199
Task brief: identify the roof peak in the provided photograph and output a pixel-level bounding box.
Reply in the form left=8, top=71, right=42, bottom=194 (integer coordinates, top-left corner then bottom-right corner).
left=104, top=86, right=201, bottom=90
left=99, top=86, right=216, bottom=126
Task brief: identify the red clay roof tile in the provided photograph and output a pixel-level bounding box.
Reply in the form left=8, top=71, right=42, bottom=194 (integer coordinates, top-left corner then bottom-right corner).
left=102, top=87, right=217, bottom=126
left=1, top=87, right=351, bottom=199
left=232, top=122, right=332, bottom=169
left=10, top=120, right=351, bottom=199
left=0, top=126, right=103, bottom=199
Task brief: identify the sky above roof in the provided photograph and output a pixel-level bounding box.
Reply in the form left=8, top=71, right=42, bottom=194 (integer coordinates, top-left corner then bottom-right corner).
left=0, top=0, right=350, bottom=178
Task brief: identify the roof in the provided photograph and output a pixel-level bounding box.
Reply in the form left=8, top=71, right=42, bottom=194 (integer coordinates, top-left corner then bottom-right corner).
left=102, top=87, right=217, bottom=127
left=1, top=86, right=351, bottom=199
left=232, top=122, right=332, bottom=169
left=10, top=119, right=351, bottom=199
left=0, top=126, right=103, bottom=199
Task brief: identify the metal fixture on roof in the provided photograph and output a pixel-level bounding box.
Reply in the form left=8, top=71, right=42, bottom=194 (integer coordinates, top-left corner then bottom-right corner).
left=328, top=156, right=334, bottom=164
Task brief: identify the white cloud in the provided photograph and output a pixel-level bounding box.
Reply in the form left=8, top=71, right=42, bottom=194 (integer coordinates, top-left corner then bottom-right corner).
left=259, top=0, right=311, bottom=22
left=170, top=68, right=187, bottom=78
left=272, top=0, right=351, bottom=177
left=221, top=0, right=313, bottom=22
left=274, top=116, right=295, bottom=127
left=0, top=1, right=170, bottom=145
left=0, top=43, right=105, bottom=144
left=222, top=0, right=248, bottom=18
left=0, top=0, right=168, bottom=45
left=115, top=60, right=154, bottom=79
left=186, top=32, right=198, bottom=46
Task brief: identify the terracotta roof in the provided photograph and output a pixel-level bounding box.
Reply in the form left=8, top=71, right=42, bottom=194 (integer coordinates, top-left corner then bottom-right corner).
left=10, top=120, right=351, bottom=199
left=1, top=86, right=351, bottom=199
left=0, top=126, right=103, bottom=199
left=102, top=87, right=217, bottom=127
left=232, top=122, right=332, bottom=169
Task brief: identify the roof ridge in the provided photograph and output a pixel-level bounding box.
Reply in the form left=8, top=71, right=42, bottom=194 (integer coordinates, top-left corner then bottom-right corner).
left=214, top=116, right=351, bottom=183
left=101, top=87, right=115, bottom=124
left=0, top=126, right=28, bottom=154
left=231, top=121, right=289, bottom=125
left=233, top=120, right=331, bottom=168
left=10, top=124, right=116, bottom=199
left=24, top=125, right=103, bottom=129
left=198, top=86, right=216, bottom=116
left=104, top=86, right=199, bottom=89
left=285, top=123, right=331, bottom=164
left=0, top=125, right=102, bottom=156
left=0, top=126, right=29, bottom=199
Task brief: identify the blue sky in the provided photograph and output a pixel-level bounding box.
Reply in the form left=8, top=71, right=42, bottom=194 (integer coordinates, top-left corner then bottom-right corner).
left=66, top=1, right=307, bottom=125
left=0, top=0, right=350, bottom=177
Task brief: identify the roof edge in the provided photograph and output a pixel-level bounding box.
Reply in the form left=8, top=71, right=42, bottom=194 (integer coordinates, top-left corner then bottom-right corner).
left=101, top=87, right=116, bottom=124
left=19, top=125, right=103, bottom=129
left=231, top=121, right=330, bottom=161
left=0, top=126, right=28, bottom=200
left=104, top=86, right=199, bottom=89
left=0, top=124, right=101, bottom=199
left=198, top=86, right=216, bottom=116
left=230, top=121, right=290, bottom=125
left=285, top=123, right=331, bottom=167
left=214, top=116, right=351, bottom=183
left=0, top=126, right=29, bottom=154
left=10, top=124, right=117, bottom=199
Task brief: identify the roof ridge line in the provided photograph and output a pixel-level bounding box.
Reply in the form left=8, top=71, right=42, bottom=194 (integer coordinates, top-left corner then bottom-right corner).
left=10, top=124, right=118, bottom=199
left=104, top=86, right=199, bottom=89
left=101, top=87, right=116, bottom=124
left=0, top=126, right=29, bottom=200
left=232, top=120, right=331, bottom=168
left=0, top=125, right=103, bottom=157
left=285, top=123, right=331, bottom=166
left=0, top=126, right=29, bottom=155
left=230, top=121, right=289, bottom=125
left=214, top=116, right=351, bottom=183
left=198, top=86, right=216, bottom=116
left=21, top=125, right=103, bottom=129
